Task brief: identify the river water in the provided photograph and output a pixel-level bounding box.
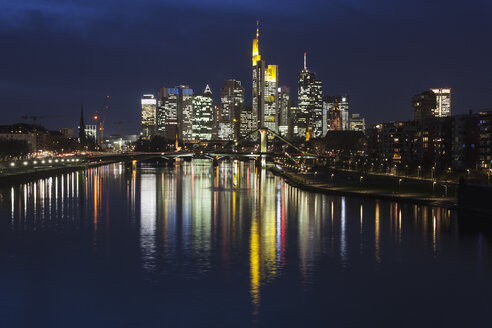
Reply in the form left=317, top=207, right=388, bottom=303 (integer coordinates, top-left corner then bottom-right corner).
left=0, top=160, right=490, bottom=327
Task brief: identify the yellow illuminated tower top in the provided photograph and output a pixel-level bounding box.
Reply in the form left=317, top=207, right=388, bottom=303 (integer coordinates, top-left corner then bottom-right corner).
left=252, top=20, right=261, bottom=66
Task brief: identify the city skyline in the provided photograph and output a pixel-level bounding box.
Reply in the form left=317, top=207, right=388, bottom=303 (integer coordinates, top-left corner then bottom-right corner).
left=2, top=1, right=492, bottom=135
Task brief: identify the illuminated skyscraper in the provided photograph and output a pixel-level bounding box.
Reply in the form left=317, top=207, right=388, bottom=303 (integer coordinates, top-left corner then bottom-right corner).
left=192, top=84, right=214, bottom=140
left=157, top=86, right=194, bottom=141
left=252, top=21, right=279, bottom=132
left=324, top=95, right=349, bottom=132
left=277, top=86, right=290, bottom=136
left=412, top=88, right=451, bottom=121
left=178, top=85, right=194, bottom=141
left=240, top=105, right=254, bottom=138
left=430, top=88, right=451, bottom=117
left=220, top=80, right=244, bottom=140
left=141, top=94, right=156, bottom=139
left=157, top=87, right=177, bottom=138
left=298, top=53, right=323, bottom=138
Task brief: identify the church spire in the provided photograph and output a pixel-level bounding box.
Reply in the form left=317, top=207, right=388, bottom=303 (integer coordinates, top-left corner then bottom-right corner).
left=78, top=103, right=86, bottom=143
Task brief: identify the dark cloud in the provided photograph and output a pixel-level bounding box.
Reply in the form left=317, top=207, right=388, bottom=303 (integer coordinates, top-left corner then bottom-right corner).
left=1, top=0, right=492, bottom=134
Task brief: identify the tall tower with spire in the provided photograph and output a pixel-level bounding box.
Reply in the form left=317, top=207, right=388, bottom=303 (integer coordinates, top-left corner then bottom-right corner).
left=297, top=52, right=323, bottom=138
left=251, top=21, right=279, bottom=133
left=252, top=20, right=264, bottom=130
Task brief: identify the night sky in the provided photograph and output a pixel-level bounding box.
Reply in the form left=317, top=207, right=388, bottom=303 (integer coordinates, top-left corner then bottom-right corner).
left=2, top=0, right=492, bottom=135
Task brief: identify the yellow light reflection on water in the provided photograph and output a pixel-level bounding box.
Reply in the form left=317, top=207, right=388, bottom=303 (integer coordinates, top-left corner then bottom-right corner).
left=250, top=213, right=260, bottom=316
left=375, top=201, right=381, bottom=263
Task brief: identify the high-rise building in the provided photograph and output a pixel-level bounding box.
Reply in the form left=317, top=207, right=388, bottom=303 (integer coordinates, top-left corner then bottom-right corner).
left=412, top=90, right=436, bottom=121
left=290, top=106, right=300, bottom=138
left=252, top=21, right=279, bottom=132
left=277, top=86, right=290, bottom=136
left=324, top=95, right=349, bottom=132
left=431, top=88, right=451, bottom=117
left=157, top=88, right=177, bottom=138
left=413, top=88, right=451, bottom=121
left=220, top=80, right=244, bottom=140
left=298, top=53, right=323, bottom=138
left=192, top=85, right=214, bottom=141
left=217, top=122, right=235, bottom=141
left=240, top=105, right=254, bottom=139
left=156, top=86, right=194, bottom=141
left=141, top=94, right=156, bottom=139
left=478, top=110, right=492, bottom=168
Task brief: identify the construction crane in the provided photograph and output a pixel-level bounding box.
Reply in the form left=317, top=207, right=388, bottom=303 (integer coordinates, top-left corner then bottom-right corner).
left=20, top=114, right=76, bottom=127
left=92, top=95, right=110, bottom=145
left=113, top=120, right=131, bottom=137
left=20, top=115, right=46, bottom=127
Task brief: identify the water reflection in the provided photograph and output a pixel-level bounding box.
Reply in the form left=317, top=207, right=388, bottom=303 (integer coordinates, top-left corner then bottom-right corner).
left=1, top=160, right=477, bottom=323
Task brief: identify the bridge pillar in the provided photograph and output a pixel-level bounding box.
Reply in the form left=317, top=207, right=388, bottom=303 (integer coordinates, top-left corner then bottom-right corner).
left=259, top=128, right=268, bottom=153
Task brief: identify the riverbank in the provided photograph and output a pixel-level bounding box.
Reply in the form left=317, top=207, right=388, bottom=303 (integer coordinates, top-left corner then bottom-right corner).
left=0, top=160, right=120, bottom=185
left=269, top=166, right=458, bottom=208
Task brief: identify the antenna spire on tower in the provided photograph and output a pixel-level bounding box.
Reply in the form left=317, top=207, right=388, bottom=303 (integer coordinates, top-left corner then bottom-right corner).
left=304, top=52, right=307, bottom=70
left=256, top=20, right=259, bottom=39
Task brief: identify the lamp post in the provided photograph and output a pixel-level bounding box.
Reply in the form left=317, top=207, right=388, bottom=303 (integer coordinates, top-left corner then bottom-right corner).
left=398, top=178, right=402, bottom=193
left=418, top=165, right=421, bottom=179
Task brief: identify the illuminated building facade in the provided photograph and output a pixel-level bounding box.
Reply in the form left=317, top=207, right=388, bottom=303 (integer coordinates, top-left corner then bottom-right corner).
left=264, top=65, right=279, bottom=132
left=192, top=85, right=214, bottom=140
left=157, top=87, right=178, bottom=138
left=85, top=124, right=97, bottom=141
left=141, top=94, right=156, bottom=139
left=277, top=86, right=290, bottom=136
left=157, top=86, right=194, bottom=141
left=324, top=95, right=349, bottom=132
left=217, top=122, right=234, bottom=141
left=291, top=106, right=307, bottom=138
left=413, top=88, right=451, bottom=121
left=220, top=80, right=244, bottom=140
left=349, top=113, right=366, bottom=133
left=240, top=106, right=254, bottom=138
left=479, top=110, right=492, bottom=168
left=252, top=22, right=279, bottom=132
left=431, top=88, right=451, bottom=117
left=298, top=53, right=323, bottom=138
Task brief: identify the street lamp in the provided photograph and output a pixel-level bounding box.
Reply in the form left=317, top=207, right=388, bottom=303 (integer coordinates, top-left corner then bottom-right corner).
left=418, top=165, right=421, bottom=178
left=398, top=178, right=402, bottom=193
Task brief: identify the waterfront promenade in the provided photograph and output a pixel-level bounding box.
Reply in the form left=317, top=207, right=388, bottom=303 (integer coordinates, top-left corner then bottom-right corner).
left=270, top=166, right=458, bottom=208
